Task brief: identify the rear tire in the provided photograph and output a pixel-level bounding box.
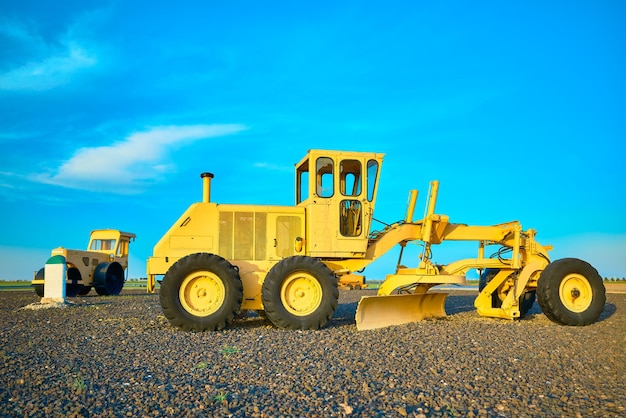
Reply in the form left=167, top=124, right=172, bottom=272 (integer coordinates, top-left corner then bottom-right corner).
left=537, top=258, right=605, bottom=326
left=66, top=267, right=82, bottom=297
left=32, top=267, right=86, bottom=298
left=33, top=268, right=45, bottom=297
left=479, top=268, right=536, bottom=318
left=262, top=256, right=338, bottom=330
left=78, top=285, right=92, bottom=296
left=159, top=253, right=243, bottom=331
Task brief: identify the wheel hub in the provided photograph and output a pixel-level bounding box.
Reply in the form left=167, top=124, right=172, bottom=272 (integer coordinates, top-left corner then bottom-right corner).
left=179, top=271, right=225, bottom=317
left=281, top=273, right=322, bottom=316
left=559, top=273, right=592, bottom=313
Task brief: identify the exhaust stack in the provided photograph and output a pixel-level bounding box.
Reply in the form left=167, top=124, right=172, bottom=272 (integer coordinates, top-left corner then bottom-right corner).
left=200, top=172, right=214, bottom=203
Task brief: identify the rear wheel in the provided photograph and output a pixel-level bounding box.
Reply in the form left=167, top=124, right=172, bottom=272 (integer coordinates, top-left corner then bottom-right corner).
left=479, top=269, right=536, bottom=318
left=66, top=267, right=82, bottom=297
left=32, top=267, right=85, bottom=297
left=33, top=268, right=45, bottom=297
left=159, top=253, right=243, bottom=331
left=537, top=258, right=605, bottom=326
left=262, top=256, right=338, bottom=330
left=78, top=285, right=92, bottom=296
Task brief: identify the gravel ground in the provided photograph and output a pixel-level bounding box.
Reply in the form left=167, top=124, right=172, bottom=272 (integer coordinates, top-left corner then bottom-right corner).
left=1, top=288, right=624, bottom=417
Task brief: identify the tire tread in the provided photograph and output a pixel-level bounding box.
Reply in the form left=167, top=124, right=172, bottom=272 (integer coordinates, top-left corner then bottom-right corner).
left=537, top=258, right=605, bottom=326
left=159, top=253, right=242, bottom=331
left=262, top=256, right=338, bottom=330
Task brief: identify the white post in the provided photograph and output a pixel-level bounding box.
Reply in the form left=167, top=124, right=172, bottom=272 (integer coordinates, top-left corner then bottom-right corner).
left=42, top=255, right=66, bottom=304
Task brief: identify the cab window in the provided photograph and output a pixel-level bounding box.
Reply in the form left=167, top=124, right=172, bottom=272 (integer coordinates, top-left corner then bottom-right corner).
left=296, top=160, right=309, bottom=204
left=340, top=200, right=362, bottom=237
left=340, top=159, right=362, bottom=196
left=316, top=157, right=334, bottom=198
left=116, top=239, right=129, bottom=257
left=367, top=159, right=379, bottom=202
left=90, top=239, right=116, bottom=251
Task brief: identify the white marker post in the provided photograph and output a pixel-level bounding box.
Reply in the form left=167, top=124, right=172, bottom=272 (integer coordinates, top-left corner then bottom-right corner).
left=42, top=255, right=66, bottom=304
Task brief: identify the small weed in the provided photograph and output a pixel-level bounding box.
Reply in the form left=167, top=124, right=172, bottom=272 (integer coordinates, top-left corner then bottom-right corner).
left=219, top=346, right=240, bottom=357
left=71, top=375, right=87, bottom=391
left=213, top=391, right=229, bottom=402
left=195, top=362, right=209, bottom=369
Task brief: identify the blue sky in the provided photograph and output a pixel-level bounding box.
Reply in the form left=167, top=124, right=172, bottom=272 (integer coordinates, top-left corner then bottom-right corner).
left=1, top=0, right=625, bottom=281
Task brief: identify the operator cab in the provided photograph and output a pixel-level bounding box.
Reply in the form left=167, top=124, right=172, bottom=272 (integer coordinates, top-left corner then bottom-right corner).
left=88, top=230, right=136, bottom=258
left=295, top=150, right=384, bottom=257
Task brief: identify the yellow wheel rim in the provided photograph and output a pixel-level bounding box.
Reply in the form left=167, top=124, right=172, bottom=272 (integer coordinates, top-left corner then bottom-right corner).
left=559, top=273, right=592, bottom=313
left=280, top=272, right=322, bottom=316
left=179, top=271, right=225, bottom=317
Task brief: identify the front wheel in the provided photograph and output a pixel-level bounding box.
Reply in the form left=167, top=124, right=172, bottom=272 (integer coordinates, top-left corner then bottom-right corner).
left=537, top=258, right=605, bottom=326
left=262, top=256, right=338, bottom=330
left=159, top=253, right=243, bottom=331
left=94, top=262, right=125, bottom=296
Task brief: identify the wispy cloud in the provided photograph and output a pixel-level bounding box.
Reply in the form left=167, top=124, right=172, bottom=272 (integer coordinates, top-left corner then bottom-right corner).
left=0, top=18, right=98, bottom=91
left=35, top=124, right=248, bottom=193
left=252, top=162, right=292, bottom=172
left=0, top=44, right=96, bottom=91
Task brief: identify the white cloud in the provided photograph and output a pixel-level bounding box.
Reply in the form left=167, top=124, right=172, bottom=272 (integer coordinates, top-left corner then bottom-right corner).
left=35, top=124, right=247, bottom=193
left=0, top=19, right=97, bottom=91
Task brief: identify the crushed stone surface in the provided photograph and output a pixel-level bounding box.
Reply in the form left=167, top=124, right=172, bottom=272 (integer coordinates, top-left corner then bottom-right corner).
left=1, top=289, right=624, bottom=417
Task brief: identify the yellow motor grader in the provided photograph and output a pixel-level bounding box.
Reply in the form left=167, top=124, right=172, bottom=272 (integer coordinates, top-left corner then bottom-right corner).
left=147, top=150, right=605, bottom=331
left=32, top=229, right=135, bottom=297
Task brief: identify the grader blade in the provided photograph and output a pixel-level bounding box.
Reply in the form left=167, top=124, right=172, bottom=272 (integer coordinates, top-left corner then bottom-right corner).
left=355, top=293, right=448, bottom=331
